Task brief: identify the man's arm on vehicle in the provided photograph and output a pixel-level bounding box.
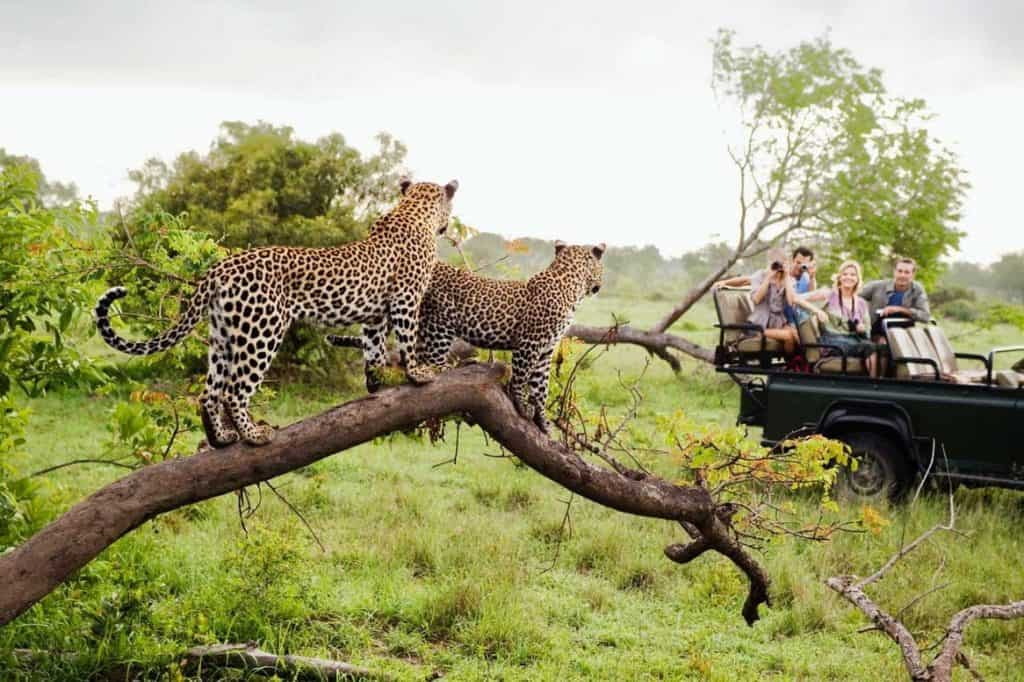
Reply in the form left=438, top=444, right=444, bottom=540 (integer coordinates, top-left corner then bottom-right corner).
left=715, top=275, right=751, bottom=288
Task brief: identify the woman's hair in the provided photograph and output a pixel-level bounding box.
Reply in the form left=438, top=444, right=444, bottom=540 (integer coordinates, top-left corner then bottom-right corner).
left=831, top=260, right=863, bottom=294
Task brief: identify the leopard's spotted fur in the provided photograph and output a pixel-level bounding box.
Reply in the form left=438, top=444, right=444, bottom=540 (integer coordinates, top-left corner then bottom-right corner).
left=328, top=241, right=604, bottom=432
left=94, top=179, right=458, bottom=447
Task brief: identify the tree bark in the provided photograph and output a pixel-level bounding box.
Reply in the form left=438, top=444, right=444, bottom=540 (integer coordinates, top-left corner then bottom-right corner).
left=564, top=256, right=737, bottom=370
left=567, top=323, right=715, bottom=368
left=0, top=363, right=769, bottom=628
left=184, top=643, right=383, bottom=680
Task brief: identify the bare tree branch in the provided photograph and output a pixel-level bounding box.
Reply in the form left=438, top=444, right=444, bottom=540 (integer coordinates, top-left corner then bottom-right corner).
left=184, top=642, right=383, bottom=680
left=827, top=492, right=1024, bottom=681
left=567, top=323, right=713, bottom=367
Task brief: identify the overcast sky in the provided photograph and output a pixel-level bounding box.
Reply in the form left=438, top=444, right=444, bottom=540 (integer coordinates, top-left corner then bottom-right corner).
left=2, top=0, right=1021, bottom=263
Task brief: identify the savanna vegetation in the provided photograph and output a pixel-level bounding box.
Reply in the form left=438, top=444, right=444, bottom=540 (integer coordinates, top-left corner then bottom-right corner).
left=2, top=31, right=1024, bottom=682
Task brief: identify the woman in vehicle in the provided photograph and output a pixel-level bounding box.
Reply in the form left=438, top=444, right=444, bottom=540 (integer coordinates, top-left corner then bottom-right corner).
left=744, top=249, right=800, bottom=355
left=797, top=260, right=878, bottom=377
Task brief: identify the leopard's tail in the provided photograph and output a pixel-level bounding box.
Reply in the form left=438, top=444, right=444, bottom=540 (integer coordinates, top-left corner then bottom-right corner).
left=325, top=334, right=367, bottom=351
left=94, top=279, right=213, bottom=356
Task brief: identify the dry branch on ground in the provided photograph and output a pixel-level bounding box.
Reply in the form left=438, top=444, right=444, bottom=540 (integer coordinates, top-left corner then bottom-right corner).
left=826, top=496, right=1024, bottom=681
left=183, top=642, right=383, bottom=680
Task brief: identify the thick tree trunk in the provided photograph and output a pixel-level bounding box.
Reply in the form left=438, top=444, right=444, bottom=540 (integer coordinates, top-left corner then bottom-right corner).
left=0, top=363, right=768, bottom=628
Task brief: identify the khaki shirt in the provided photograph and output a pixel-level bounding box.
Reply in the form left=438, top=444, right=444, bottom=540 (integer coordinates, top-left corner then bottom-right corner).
left=860, top=279, right=931, bottom=324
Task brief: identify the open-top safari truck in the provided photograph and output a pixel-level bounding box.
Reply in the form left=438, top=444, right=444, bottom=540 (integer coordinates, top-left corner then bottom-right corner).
left=712, top=286, right=1024, bottom=502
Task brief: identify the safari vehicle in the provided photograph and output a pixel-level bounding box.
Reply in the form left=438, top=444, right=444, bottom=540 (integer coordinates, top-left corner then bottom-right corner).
left=712, top=286, right=1024, bottom=502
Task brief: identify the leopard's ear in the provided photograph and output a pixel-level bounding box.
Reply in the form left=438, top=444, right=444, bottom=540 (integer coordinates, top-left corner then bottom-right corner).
left=592, top=243, right=606, bottom=261
left=554, top=240, right=567, bottom=254
left=400, top=177, right=413, bottom=195
left=445, top=179, right=459, bottom=199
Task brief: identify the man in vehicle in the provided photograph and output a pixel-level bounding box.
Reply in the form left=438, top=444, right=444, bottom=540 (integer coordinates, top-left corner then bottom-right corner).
left=860, top=257, right=931, bottom=339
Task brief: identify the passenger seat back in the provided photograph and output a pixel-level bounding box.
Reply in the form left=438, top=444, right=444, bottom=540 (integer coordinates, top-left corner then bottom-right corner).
left=797, top=315, right=822, bottom=363
left=714, top=287, right=754, bottom=345
left=923, top=325, right=958, bottom=375
left=888, top=327, right=931, bottom=379
left=995, top=370, right=1022, bottom=388
left=924, top=325, right=989, bottom=384
left=907, top=327, right=942, bottom=379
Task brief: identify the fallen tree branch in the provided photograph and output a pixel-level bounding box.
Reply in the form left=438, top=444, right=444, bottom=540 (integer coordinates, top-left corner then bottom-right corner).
left=827, top=494, right=1024, bottom=681
left=566, top=323, right=714, bottom=368
left=0, top=363, right=769, bottom=627
left=184, top=642, right=382, bottom=680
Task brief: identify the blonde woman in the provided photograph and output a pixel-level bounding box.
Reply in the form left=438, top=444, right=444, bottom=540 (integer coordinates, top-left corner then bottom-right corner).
left=797, top=260, right=878, bottom=377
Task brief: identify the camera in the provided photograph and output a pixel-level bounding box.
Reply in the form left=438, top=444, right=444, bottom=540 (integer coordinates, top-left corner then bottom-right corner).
left=800, top=263, right=809, bottom=272
left=846, top=319, right=858, bottom=333
left=770, top=261, right=784, bottom=272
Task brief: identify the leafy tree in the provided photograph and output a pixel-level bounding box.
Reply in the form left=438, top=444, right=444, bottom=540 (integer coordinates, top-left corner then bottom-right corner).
left=940, top=261, right=993, bottom=293
left=0, top=148, right=79, bottom=207
left=102, top=122, right=412, bottom=382
left=707, top=29, right=967, bottom=289
left=990, top=251, right=1024, bottom=302
left=573, top=30, right=970, bottom=366
left=97, top=209, right=227, bottom=375
left=127, top=121, right=408, bottom=248
left=0, top=163, right=106, bottom=549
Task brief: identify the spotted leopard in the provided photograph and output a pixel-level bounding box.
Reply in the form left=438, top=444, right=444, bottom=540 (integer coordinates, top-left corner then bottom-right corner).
left=328, top=241, right=604, bottom=432
left=95, top=179, right=458, bottom=447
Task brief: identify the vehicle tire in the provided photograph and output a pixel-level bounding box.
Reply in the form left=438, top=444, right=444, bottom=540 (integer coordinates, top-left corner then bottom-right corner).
left=834, top=431, right=911, bottom=504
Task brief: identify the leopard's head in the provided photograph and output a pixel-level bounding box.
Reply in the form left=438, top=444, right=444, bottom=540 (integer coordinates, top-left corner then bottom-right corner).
left=553, top=241, right=606, bottom=297
left=399, top=177, right=459, bottom=235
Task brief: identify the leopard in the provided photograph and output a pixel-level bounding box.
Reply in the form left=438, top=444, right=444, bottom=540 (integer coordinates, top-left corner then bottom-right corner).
left=94, top=178, right=458, bottom=447
left=327, top=241, right=605, bottom=433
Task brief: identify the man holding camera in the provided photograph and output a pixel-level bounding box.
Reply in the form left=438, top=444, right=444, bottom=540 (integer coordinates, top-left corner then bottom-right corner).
left=786, top=247, right=816, bottom=324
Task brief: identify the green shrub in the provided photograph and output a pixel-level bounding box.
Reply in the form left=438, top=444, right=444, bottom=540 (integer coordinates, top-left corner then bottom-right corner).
left=938, top=299, right=980, bottom=322
left=930, top=285, right=976, bottom=308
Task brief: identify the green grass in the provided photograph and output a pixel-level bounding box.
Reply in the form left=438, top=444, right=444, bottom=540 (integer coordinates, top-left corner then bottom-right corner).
left=2, top=295, right=1023, bottom=680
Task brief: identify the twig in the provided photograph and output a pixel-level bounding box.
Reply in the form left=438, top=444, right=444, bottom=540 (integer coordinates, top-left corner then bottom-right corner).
left=895, top=582, right=951, bottom=622
left=540, top=494, right=575, bottom=575
left=444, top=234, right=474, bottom=270
left=30, top=459, right=137, bottom=478
left=432, top=419, right=461, bottom=468
left=264, top=479, right=326, bottom=553
left=472, top=254, right=510, bottom=273
left=160, top=402, right=181, bottom=461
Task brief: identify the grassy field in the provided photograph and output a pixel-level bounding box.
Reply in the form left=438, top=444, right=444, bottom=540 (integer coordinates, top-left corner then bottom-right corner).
left=2, top=294, right=1023, bottom=680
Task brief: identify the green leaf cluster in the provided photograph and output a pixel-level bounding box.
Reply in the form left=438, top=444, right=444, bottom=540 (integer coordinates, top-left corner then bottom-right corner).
left=712, top=30, right=968, bottom=286
left=97, top=209, right=226, bottom=375
left=0, top=163, right=109, bottom=548
left=127, top=121, right=407, bottom=249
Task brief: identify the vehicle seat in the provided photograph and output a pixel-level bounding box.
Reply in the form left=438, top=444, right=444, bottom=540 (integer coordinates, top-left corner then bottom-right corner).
left=713, top=287, right=784, bottom=354
left=887, top=327, right=936, bottom=380
left=923, top=325, right=988, bottom=384
left=797, top=314, right=866, bottom=375
left=995, top=370, right=1023, bottom=389
left=907, top=326, right=945, bottom=380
